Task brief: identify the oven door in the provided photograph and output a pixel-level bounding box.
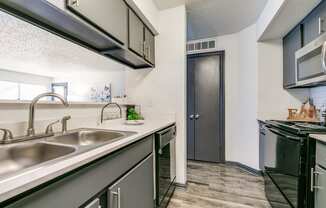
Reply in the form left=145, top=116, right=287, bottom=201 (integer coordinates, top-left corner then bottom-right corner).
left=295, top=32, right=326, bottom=86
left=264, top=127, right=305, bottom=208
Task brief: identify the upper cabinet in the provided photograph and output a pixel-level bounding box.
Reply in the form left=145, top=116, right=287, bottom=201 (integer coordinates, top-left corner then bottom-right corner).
left=0, top=0, right=156, bottom=69
left=302, top=1, right=326, bottom=46
left=67, top=0, right=128, bottom=46
left=283, top=25, right=302, bottom=88
left=144, top=27, right=155, bottom=65
left=128, top=9, right=145, bottom=56
left=128, top=9, right=156, bottom=65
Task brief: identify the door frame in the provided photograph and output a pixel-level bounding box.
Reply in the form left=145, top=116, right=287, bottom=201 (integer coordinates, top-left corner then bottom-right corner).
left=186, top=51, right=225, bottom=162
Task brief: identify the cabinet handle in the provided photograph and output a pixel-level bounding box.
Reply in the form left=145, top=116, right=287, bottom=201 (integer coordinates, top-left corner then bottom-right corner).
left=189, top=114, right=194, bottom=120
left=71, top=0, right=79, bottom=6
left=319, top=17, right=324, bottom=35
left=111, top=188, right=121, bottom=208
left=195, top=114, right=200, bottom=119
left=311, top=167, right=325, bottom=192
left=322, top=42, right=326, bottom=71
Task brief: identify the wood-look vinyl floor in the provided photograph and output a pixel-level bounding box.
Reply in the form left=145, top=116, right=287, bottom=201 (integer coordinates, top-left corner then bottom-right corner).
left=168, top=161, right=272, bottom=208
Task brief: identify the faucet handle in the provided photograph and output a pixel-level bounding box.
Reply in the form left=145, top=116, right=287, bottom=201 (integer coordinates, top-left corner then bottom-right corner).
left=0, top=128, right=14, bottom=143
left=45, top=120, right=60, bottom=134
left=61, top=115, right=71, bottom=133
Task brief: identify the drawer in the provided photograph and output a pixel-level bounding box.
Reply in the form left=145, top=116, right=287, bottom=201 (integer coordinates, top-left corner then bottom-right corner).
left=316, top=141, right=326, bottom=167
left=4, top=135, right=153, bottom=208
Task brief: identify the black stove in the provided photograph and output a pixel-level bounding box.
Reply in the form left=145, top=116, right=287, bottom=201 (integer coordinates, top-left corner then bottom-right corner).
left=266, top=120, right=326, bottom=135
left=263, top=120, right=324, bottom=208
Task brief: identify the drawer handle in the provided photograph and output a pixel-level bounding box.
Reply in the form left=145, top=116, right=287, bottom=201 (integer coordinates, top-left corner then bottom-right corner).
left=111, top=188, right=121, bottom=208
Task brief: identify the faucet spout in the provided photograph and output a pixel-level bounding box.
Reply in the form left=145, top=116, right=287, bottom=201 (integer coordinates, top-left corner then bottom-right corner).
left=27, top=92, right=68, bottom=136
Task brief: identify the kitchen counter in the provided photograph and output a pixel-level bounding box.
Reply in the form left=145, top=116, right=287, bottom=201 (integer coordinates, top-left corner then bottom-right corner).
left=310, top=134, right=326, bottom=143
left=0, top=118, right=175, bottom=203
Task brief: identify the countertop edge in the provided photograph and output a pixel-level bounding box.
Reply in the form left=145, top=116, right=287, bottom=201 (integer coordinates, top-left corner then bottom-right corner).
left=0, top=119, right=176, bottom=203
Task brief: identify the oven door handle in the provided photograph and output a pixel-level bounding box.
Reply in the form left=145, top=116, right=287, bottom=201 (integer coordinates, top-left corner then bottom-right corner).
left=268, top=128, right=300, bottom=141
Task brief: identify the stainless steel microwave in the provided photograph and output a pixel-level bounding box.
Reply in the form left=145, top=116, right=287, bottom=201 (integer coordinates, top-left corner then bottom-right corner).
left=295, top=32, right=326, bottom=86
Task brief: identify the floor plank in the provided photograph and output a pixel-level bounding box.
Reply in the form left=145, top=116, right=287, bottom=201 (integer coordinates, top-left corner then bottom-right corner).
left=168, top=161, right=272, bottom=208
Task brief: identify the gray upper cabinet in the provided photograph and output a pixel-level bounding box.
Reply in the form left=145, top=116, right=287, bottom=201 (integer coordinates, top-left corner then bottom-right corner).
left=302, top=1, right=326, bottom=46
left=108, top=154, right=154, bottom=208
left=67, top=0, right=128, bottom=45
left=283, top=25, right=302, bottom=88
left=128, top=9, right=145, bottom=57
left=144, top=27, right=155, bottom=65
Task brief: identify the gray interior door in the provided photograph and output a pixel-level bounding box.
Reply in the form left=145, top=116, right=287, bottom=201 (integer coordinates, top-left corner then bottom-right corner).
left=187, top=58, right=196, bottom=160
left=187, top=52, right=224, bottom=163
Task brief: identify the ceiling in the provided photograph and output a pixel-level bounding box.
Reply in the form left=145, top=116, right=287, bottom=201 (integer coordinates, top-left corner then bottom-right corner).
left=154, top=0, right=268, bottom=40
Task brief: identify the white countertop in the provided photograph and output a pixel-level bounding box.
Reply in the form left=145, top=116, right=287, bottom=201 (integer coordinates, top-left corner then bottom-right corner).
left=310, top=134, right=326, bottom=143
left=0, top=118, right=175, bottom=203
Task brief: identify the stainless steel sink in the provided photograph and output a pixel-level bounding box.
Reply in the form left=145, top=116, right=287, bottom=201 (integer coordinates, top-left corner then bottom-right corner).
left=0, top=143, right=75, bottom=178
left=48, top=129, right=135, bottom=146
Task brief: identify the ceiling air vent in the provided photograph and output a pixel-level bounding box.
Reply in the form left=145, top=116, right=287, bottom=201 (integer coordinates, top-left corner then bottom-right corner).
left=187, top=38, right=217, bottom=54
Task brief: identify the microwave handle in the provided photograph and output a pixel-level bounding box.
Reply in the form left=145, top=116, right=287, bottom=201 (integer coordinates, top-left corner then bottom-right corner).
left=322, top=41, right=326, bottom=71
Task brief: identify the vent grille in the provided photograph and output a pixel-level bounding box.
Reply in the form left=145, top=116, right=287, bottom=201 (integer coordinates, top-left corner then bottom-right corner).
left=187, top=38, right=217, bottom=54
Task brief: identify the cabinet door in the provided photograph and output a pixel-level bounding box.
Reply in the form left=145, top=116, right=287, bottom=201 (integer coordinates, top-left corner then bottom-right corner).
left=84, top=198, right=101, bottom=208
left=144, top=27, right=155, bottom=65
left=314, top=165, right=326, bottom=208
left=67, top=0, right=128, bottom=45
left=303, top=1, right=326, bottom=45
left=128, top=9, right=144, bottom=56
left=283, top=25, right=302, bottom=88
left=108, top=154, right=154, bottom=208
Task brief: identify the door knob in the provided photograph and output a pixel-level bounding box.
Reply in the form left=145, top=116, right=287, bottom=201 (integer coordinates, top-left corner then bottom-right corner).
left=189, top=115, right=194, bottom=120
left=195, top=114, right=200, bottom=119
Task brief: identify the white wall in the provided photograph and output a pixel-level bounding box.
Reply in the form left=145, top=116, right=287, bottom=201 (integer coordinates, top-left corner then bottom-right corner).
left=126, top=5, right=187, bottom=184
left=210, top=24, right=308, bottom=170
left=233, top=24, right=259, bottom=169
left=0, top=11, right=127, bottom=101
left=257, top=40, right=309, bottom=120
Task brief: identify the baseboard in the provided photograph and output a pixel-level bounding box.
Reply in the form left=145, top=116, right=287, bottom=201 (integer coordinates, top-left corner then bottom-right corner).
left=174, top=182, right=187, bottom=188
left=225, top=161, right=262, bottom=176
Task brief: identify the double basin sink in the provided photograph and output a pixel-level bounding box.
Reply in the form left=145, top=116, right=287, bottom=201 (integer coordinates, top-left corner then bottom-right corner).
left=0, top=129, right=136, bottom=179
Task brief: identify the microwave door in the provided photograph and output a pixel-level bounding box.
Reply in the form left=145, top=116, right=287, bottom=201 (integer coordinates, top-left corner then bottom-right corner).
left=295, top=33, right=326, bottom=86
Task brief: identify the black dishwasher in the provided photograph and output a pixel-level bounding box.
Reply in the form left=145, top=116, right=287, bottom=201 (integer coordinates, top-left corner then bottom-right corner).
left=155, top=125, right=176, bottom=208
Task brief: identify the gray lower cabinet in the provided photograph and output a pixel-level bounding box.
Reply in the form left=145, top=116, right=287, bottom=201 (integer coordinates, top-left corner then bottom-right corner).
left=283, top=24, right=302, bottom=88
left=128, top=9, right=145, bottom=57
left=144, top=27, right=155, bottom=65
left=302, top=1, right=326, bottom=46
left=67, top=0, right=128, bottom=45
left=314, top=165, right=326, bottom=208
left=3, top=136, right=153, bottom=208
left=108, top=154, right=154, bottom=208
left=84, top=198, right=101, bottom=208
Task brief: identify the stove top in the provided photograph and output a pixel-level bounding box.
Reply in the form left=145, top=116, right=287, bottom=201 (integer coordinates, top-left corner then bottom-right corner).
left=266, top=120, right=326, bottom=135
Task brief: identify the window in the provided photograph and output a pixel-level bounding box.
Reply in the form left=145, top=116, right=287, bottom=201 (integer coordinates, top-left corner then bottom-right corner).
left=0, top=69, right=52, bottom=101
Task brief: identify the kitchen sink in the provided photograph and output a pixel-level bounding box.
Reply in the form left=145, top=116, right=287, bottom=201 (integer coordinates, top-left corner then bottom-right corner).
left=0, top=143, right=75, bottom=178
left=48, top=129, right=135, bottom=146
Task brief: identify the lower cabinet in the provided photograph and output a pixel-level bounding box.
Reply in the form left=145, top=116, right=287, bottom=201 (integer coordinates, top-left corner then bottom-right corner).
left=3, top=136, right=154, bottom=208
left=108, top=154, right=154, bottom=208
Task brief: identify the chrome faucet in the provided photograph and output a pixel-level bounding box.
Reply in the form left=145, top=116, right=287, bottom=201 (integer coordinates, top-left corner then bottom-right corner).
left=100, top=103, right=122, bottom=123
left=27, top=92, right=69, bottom=136
left=0, top=128, right=13, bottom=143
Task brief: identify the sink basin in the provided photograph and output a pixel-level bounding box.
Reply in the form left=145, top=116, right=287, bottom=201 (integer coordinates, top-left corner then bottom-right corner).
left=0, top=143, right=75, bottom=178
left=48, top=129, right=134, bottom=146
